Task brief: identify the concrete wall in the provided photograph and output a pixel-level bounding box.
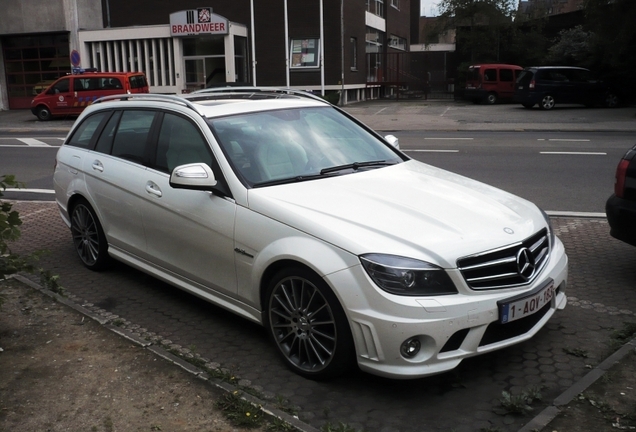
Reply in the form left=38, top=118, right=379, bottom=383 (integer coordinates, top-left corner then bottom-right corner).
left=0, top=0, right=102, bottom=35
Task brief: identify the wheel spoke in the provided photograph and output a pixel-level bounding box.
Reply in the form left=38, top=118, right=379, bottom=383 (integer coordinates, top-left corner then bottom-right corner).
left=269, top=275, right=339, bottom=373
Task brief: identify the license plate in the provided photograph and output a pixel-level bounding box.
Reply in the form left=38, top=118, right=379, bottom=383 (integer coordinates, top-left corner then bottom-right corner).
left=499, top=280, right=555, bottom=324
left=518, top=86, right=524, bottom=90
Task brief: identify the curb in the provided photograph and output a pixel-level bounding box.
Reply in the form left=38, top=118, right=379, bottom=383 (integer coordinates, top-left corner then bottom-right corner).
left=518, top=336, right=636, bottom=432
left=9, top=273, right=320, bottom=432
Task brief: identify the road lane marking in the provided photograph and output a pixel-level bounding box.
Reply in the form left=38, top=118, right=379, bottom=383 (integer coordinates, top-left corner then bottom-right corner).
left=16, top=138, right=50, bottom=147
left=424, top=137, right=473, bottom=140
left=540, top=151, right=606, bottom=155
left=404, top=149, right=459, bottom=153
left=537, top=139, right=591, bottom=142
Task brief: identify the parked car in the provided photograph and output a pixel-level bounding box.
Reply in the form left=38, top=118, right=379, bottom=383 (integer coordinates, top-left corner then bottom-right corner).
left=606, top=144, right=636, bottom=246
left=30, top=70, right=149, bottom=121
left=514, top=66, right=620, bottom=110
left=464, top=63, right=523, bottom=104
left=53, top=88, right=568, bottom=379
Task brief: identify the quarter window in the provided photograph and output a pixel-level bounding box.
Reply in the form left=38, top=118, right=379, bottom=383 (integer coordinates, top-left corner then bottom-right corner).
left=484, top=69, right=497, bottom=82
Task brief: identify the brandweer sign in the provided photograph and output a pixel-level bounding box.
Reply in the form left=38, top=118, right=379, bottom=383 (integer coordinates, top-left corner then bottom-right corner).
left=170, top=8, right=229, bottom=37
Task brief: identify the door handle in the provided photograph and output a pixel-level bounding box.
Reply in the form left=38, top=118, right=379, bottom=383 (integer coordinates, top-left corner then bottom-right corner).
left=145, top=181, right=162, bottom=197
left=91, top=160, right=104, bottom=172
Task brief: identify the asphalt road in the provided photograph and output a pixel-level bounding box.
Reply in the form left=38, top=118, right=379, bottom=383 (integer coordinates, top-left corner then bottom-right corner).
left=1, top=129, right=633, bottom=212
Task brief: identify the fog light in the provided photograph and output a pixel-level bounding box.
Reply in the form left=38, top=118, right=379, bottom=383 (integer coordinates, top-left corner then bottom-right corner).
left=400, top=337, right=421, bottom=358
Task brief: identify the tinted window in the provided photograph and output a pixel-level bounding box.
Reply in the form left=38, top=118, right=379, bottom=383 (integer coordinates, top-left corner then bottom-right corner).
left=546, top=70, right=569, bottom=81
left=500, top=69, right=514, bottom=82
left=111, top=110, right=156, bottom=164
left=484, top=69, right=497, bottom=82
left=154, top=113, right=213, bottom=173
left=129, top=75, right=148, bottom=89
left=75, top=78, right=99, bottom=91
left=517, top=70, right=534, bottom=84
left=100, top=77, right=123, bottom=89
left=49, top=78, right=70, bottom=94
left=95, top=111, right=122, bottom=154
left=66, top=112, right=110, bottom=149
left=568, top=69, right=593, bottom=82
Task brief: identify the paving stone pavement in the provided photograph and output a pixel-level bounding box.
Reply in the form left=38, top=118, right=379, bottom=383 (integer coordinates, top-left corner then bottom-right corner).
left=9, top=201, right=636, bottom=432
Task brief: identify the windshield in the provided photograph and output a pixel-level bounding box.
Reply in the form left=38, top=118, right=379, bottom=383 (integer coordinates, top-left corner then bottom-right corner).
left=208, top=107, right=404, bottom=187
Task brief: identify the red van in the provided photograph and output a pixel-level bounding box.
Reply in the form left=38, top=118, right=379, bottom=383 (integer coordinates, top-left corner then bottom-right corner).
left=464, top=64, right=523, bottom=104
left=30, top=71, right=149, bottom=120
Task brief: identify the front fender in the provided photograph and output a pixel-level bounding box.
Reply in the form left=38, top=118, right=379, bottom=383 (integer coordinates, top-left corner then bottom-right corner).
left=234, top=205, right=359, bottom=310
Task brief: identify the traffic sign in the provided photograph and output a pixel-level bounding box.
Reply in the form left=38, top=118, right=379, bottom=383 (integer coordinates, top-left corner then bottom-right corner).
left=70, top=50, right=81, bottom=67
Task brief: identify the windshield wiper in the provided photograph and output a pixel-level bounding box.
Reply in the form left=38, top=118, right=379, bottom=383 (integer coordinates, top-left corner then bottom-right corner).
left=252, top=173, right=336, bottom=188
left=319, top=160, right=395, bottom=175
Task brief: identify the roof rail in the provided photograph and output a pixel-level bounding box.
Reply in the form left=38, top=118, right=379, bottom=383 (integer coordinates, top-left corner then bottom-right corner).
left=188, top=86, right=328, bottom=104
left=92, top=94, right=204, bottom=116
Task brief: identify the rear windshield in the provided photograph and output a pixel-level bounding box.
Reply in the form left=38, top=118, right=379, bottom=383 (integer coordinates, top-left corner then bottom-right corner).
left=129, top=75, right=148, bottom=89
left=517, top=70, right=534, bottom=84
left=467, top=67, right=481, bottom=83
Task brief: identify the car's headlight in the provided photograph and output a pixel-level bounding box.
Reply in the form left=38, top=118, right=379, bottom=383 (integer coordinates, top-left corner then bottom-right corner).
left=360, top=254, right=458, bottom=296
left=540, top=209, right=556, bottom=246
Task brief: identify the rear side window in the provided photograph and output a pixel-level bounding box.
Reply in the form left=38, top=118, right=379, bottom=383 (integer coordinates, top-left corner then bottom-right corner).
left=66, top=112, right=111, bottom=149
left=500, top=69, right=514, bottom=82
left=484, top=69, right=497, bottom=82
left=100, top=77, right=123, bottom=89
left=111, top=110, right=156, bottom=164
left=75, top=78, right=99, bottom=91
left=128, top=75, right=148, bottom=89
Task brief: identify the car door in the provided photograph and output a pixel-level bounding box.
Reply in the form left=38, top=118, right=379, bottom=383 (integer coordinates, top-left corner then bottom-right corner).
left=83, top=109, right=157, bottom=257
left=46, top=77, right=73, bottom=116
left=498, top=68, right=516, bottom=99
left=140, top=111, right=238, bottom=297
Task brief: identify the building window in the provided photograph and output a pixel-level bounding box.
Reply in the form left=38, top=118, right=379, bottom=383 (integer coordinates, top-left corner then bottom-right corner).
left=366, top=0, right=385, bottom=18
left=391, top=0, right=400, bottom=9
left=388, top=34, right=406, bottom=51
left=350, top=37, right=357, bottom=71
left=290, top=38, right=321, bottom=69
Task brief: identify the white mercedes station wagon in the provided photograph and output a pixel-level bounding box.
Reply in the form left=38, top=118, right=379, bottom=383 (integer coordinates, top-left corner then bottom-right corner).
left=53, top=88, right=568, bottom=379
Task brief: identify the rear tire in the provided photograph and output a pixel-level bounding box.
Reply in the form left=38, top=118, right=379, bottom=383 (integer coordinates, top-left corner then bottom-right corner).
left=70, top=199, right=110, bottom=270
left=485, top=92, right=498, bottom=105
left=605, top=92, right=620, bottom=108
left=539, top=95, right=555, bottom=110
left=264, top=267, right=355, bottom=380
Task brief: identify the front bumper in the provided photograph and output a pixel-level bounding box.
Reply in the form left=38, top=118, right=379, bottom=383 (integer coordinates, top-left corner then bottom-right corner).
left=326, top=237, right=568, bottom=379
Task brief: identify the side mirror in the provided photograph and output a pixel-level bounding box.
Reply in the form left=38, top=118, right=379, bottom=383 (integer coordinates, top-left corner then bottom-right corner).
left=385, top=134, right=399, bottom=149
left=169, top=163, right=217, bottom=191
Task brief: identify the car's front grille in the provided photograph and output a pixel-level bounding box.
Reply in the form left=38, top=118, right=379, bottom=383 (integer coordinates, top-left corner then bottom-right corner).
left=457, top=229, right=550, bottom=290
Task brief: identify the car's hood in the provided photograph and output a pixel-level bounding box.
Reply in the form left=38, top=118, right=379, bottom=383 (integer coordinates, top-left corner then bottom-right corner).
left=247, top=160, right=546, bottom=268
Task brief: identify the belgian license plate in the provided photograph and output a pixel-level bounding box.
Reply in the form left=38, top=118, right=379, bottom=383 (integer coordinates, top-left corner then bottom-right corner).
left=518, top=86, right=524, bottom=89
left=499, top=280, right=555, bottom=324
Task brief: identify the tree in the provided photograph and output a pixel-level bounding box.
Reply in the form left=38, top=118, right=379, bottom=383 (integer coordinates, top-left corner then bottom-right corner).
left=546, top=25, right=594, bottom=66
left=428, top=0, right=517, bottom=63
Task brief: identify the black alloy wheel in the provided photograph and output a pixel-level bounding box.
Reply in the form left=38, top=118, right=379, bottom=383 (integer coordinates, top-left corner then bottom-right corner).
left=265, top=267, right=354, bottom=379
left=70, top=199, right=109, bottom=270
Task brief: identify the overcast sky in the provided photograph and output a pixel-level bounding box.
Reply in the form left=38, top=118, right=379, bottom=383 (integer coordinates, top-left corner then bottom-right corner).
left=420, top=0, right=440, bottom=17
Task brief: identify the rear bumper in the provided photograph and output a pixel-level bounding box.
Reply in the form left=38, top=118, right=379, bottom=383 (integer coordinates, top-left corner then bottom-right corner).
left=606, top=194, right=636, bottom=246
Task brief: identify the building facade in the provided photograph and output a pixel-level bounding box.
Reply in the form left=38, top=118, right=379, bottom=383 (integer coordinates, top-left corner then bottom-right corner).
left=0, top=0, right=418, bottom=110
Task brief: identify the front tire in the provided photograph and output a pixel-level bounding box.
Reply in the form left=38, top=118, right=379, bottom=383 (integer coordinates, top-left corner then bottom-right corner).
left=70, top=199, right=110, bottom=270
left=36, top=106, right=52, bottom=121
left=264, top=267, right=355, bottom=379
left=539, top=95, right=555, bottom=110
